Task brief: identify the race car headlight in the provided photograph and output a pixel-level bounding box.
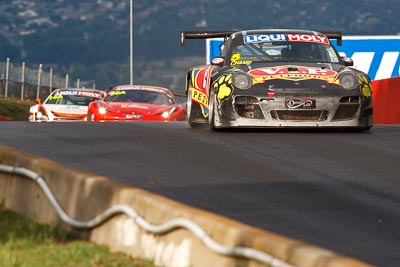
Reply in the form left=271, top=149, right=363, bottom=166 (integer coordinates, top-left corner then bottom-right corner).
left=339, top=72, right=358, bottom=90
left=36, top=112, right=43, bottom=119
left=99, top=107, right=107, bottom=115
left=161, top=107, right=176, bottom=118
left=232, top=72, right=252, bottom=90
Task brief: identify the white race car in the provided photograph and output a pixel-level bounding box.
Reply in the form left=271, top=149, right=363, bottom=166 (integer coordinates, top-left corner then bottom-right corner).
left=29, top=88, right=105, bottom=122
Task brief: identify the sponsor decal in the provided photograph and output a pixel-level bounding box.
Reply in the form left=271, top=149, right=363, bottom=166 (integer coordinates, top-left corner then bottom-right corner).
left=250, top=67, right=336, bottom=76
left=141, top=87, right=167, bottom=94
left=116, top=86, right=166, bottom=94
left=243, top=34, right=286, bottom=44
left=230, top=54, right=252, bottom=66
left=243, top=33, right=328, bottom=44
left=62, top=106, right=84, bottom=110
left=285, top=98, right=316, bottom=109
left=77, top=91, right=103, bottom=98
left=191, top=66, right=212, bottom=118
left=249, top=66, right=338, bottom=83
left=49, top=94, right=63, bottom=100
left=48, top=106, right=86, bottom=117
left=124, top=114, right=143, bottom=119
left=51, top=90, right=102, bottom=98
left=109, top=90, right=126, bottom=96
left=358, top=75, right=372, bottom=97
left=287, top=34, right=329, bottom=44
left=191, top=67, right=210, bottom=91
left=191, top=88, right=208, bottom=107
left=212, top=74, right=233, bottom=102
left=59, top=91, right=81, bottom=95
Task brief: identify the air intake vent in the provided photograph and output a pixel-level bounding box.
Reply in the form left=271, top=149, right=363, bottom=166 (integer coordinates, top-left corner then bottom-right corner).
left=272, top=110, right=328, bottom=121
left=234, top=96, right=264, bottom=119
left=235, top=96, right=259, bottom=105
left=332, top=104, right=360, bottom=120
left=340, top=96, right=360, bottom=103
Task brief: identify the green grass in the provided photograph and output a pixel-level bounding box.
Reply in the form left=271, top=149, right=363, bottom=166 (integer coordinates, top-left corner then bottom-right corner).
left=0, top=97, right=34, bottom=121
left=0, top=207, right=154, bottom=267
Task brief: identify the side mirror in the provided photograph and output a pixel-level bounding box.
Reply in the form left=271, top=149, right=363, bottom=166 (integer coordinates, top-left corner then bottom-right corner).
left=211, top=57, right=225, bottom=66
left=341, top=57, right=354, bottom=66
left=35, top=98, right=42, bottom=105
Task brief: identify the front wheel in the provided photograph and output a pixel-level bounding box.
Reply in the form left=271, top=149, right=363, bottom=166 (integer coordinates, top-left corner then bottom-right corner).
left=86, top=113, right=93, bottom=122
left=208, top=88, right=217, bottom=130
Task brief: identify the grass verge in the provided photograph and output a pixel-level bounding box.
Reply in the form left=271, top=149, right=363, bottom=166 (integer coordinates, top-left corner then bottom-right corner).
left=0, top=97, right=33, bottom=121
left=0, top=207, right=154, bottom=267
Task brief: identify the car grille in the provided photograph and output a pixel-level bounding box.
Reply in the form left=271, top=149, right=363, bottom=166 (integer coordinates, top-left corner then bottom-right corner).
left=233, top=96, right=361, bottom=122
left=332, top=96, right=360, bottom=121
left=270, top=110, right=329, bottom=121
left=234, top=96, right=264, bottom=119
left=332, top=105, right=360, bottom=120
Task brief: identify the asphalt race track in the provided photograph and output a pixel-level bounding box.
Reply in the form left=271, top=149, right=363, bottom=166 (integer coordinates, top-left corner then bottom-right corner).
left=1, top=121, right=400, bottom=267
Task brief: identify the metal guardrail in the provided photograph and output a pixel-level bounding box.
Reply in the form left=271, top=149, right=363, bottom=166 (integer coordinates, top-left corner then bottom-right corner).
left=0, top=164, right=295, bottom=267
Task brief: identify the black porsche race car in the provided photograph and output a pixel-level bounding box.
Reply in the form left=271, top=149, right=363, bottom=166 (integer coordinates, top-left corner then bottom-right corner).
left=180, top=29, right=373, bottom=131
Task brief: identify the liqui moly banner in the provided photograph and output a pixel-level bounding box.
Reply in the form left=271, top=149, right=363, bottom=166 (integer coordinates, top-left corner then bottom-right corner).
left=206, top=36, right=400, bottom=80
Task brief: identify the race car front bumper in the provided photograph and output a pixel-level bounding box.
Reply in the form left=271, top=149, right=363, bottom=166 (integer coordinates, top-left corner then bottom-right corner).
left=215, top=94, right=373, bottom=129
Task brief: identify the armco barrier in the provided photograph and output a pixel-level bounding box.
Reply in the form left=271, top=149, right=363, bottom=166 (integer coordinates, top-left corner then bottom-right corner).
left=372, top=76, right=400, bottom=125
left=0, top=145, right=374, bottom=267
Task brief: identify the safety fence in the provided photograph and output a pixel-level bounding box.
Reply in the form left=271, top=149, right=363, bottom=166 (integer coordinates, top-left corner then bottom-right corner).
left=0, top=58, right=78, bottom=101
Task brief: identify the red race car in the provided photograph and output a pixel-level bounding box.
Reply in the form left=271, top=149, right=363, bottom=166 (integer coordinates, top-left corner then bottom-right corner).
left=87, top=85, right=186, bottom=121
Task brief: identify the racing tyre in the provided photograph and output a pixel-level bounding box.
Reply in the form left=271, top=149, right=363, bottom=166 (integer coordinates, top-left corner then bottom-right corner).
left=86, top=113, right=93, bottom=122
left=208, top=88, right=217, bottom=130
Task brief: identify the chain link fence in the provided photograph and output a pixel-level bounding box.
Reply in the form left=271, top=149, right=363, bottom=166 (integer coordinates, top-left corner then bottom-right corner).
left=0, top=58, right=73, bottom=101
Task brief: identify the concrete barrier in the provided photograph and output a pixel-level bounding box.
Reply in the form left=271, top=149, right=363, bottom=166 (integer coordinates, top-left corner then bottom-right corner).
left=0, top=145, right=375, bottom=267
left=372, top=76, right=400, bottom=125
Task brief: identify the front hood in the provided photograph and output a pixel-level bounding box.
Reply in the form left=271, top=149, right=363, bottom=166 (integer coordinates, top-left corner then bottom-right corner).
left=107, top=102, right=172, bottom=115
left=238, top=61, right=344, bottom=72
left=247, top=63, right=345, bottom=88
left=45, top=104, right=88, bottom=116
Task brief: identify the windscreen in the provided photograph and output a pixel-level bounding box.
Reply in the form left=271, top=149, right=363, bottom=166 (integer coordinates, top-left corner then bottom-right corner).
left=45, top=90, right=103, bottom=106
left=228, top=33, right=341, bottom=65
left=105, top=89, right=173, bottom=105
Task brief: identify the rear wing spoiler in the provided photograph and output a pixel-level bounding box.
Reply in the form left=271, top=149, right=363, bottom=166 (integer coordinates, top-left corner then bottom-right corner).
left=180, top=31, right=235, bottom=46
left=180, top=30, right=342, bottom=46
left=321, top=31, right=342, bottom=46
